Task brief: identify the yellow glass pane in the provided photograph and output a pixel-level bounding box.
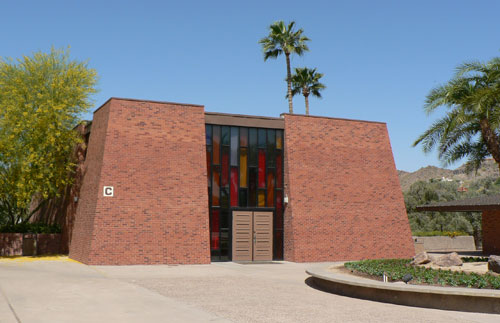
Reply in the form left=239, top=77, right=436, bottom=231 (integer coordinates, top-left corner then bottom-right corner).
left=276, top=131, right=283, bottom=149
left=240, top=148, right=248, bottom=187
left=258, top=190, right=265, bottom=207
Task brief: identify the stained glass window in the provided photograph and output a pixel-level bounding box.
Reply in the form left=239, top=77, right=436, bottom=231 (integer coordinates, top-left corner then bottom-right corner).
left=240, top=128, right=248, bottom=147
left=212, top=169, right=220, bottom=206
left=221, top=147, right=229, bottom=187
left=276, top=130, right=282, bottom=149
left=206, top=124, right=284, bottom=261
left=230, top=167, right=238, bottom=206
left=213, top=126, right=220, bottom=165
left=276, top=154, right=282, bottom=188
left=267, top=170, right=274, bottom=207
left=249, top=167, right=257, bottom=207
left=249, top=129, right=257, bottom=166
left=230, top=127, right=238, bottom=166
left=211, top=209, right=219, bottom=250
left=258, top=190, right=265, bottom=207
left=258, top=149, right=266, bottom=188
left=240, top=148, right=247, bottom=187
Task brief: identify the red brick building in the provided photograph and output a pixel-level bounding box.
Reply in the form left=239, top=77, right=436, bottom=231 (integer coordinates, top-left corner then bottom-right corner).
left=68, top=98, right=415, bottom=265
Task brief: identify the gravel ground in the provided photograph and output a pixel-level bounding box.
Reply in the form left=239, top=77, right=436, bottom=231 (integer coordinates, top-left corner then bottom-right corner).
left=98, top=261, right=500, bottom=323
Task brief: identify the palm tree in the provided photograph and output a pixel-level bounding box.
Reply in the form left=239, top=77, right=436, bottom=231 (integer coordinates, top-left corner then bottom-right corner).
left=259, top=21, right=310, bottom=114
left=290, top=67, right=326, bottom=115
left=413, top=57, right=500, bottom=173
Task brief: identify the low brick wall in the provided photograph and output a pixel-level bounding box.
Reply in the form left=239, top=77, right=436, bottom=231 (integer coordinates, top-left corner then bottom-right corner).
left=413, top=236, right=476, bottom=252
left=0, top=233, right=61, bottom=256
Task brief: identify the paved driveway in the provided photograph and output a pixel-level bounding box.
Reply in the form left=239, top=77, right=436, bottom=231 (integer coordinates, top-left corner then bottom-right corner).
left=1, top=258, right=499, bottom=322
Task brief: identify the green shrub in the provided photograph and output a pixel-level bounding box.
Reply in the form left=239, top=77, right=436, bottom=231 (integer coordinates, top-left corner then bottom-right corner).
left=461, top=256, right=489, bottom=263
left=0, top=222, right=61, bottom=234
left=344, top=259, right=500, bottom=289
left=413, top=231, right=469, bottom=237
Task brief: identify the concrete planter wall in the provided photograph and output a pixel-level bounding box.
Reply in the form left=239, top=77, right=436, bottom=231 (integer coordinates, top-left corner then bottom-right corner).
left=0, top=233, right=61, bottom=256
left=413, top=236, right=476, bottom=252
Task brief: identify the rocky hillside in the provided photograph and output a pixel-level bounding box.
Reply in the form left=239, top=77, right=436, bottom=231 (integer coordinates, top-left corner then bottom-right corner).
left=399, top=159, right=499, bottom=192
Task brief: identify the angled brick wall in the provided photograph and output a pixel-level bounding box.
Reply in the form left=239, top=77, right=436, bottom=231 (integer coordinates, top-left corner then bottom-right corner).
left=69, top=101, right=111, bottom=263
left=482, top=210, right=500, bottom=255
left=69, top=98, right=210, bottom=265
left=283, top=114, right=414, bottom=262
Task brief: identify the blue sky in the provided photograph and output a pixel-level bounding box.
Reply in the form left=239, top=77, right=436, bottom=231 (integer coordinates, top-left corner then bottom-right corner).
left=2, top=0, right=499, bottom=171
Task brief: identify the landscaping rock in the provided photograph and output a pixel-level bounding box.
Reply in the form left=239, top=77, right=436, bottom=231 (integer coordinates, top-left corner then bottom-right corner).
left=411, top=252, right=431, bottom=265
left=433, top=252, right=463, bottom=267
left=488, top=255, right=500, bottom=274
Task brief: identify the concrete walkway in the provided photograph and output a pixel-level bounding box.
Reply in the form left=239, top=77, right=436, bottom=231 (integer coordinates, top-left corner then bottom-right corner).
left=1, top=258, right=500, bottom=322
left=0, top=258, right=228, bottom=322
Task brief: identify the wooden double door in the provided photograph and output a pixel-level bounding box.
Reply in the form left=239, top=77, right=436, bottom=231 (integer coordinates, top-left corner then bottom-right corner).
left=232, top=211, right=273, bottom=261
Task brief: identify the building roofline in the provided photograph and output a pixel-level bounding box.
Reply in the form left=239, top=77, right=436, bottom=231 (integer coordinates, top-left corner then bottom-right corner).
left=93, top=97, right=205, bottom=115
left=280, top=113, right=387, bottom=125
left=205, top=111, right=282, bottom=121
left=416, top=194, right=500, bottom=212
left=205, top=112, right=284, bottom=129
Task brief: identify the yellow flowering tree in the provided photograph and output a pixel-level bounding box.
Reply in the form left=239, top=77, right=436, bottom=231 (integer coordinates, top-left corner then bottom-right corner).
left=0, top=48, right=98, bottom=225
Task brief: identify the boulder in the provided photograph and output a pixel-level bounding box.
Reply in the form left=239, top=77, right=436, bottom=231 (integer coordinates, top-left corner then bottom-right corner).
left=433, top=252, right=463, bottom=267
left=411, top=252, right=431, bottom=265
left=488, top=255, right=500, bottom=274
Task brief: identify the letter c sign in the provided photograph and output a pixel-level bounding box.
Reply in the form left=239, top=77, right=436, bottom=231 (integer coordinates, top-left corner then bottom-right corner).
left=103, top=186, right=114, bottom=197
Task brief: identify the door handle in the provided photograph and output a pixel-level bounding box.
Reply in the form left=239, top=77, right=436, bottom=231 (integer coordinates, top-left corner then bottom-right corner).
left=253, top=232, right=256, bottom=245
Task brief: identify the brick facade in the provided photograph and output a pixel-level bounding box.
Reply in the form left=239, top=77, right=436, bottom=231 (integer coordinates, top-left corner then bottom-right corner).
left=482, top=210, right=500, bottom=255
left=69, top=98, right=210, bottom=265
left=0, top=233, right=61, bottom=256
left=68, top=98, right=415, bottom=265
left=282, top=114, right=415, bottom=262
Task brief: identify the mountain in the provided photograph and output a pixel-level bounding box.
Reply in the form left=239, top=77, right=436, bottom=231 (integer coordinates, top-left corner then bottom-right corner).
left=398, top=159, right=499, bottom=192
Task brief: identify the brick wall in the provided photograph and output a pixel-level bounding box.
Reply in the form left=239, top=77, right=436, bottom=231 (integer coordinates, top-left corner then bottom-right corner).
left=482, top=210, right=500, bottom=255
left=283, top=114, right=415, bottom=262
left=0, top=233, right=61, bottom=256
left=69, top=98, right=210, bottom=265
left=69, top=101, right=111, bottom=263
left=0, top=233, right=23, bottom=256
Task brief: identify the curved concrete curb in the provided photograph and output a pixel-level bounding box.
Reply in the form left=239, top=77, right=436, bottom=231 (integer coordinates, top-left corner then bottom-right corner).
left=306, top=263, right=500, bottom=314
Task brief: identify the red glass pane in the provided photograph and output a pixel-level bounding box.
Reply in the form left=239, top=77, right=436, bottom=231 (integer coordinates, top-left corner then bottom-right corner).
left=276, top=154, right=282, bottom=188
left=267, top=170, right=274, bottom=206
left=240, top=128, right=248, bottom=147
left=212, top=171, right=220, bottom=206
left=206, top=150, right=211, bottom=187
left=221, top=148, right=229, bottom=186
left=258, top=149, right=266, bottom=188
left=230, top=167, right=238, bottom=206
left=274, top=230, right=283, bottom=260
left=213, top=126, right=220, bottom=164
left=211, top=209, right=220, bottom=250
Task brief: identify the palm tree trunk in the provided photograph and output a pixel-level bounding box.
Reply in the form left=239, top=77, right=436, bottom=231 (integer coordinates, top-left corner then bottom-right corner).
left=479, top=118, right=500, bottom=172
left=305, top=95, right=309, bottom=115
left=285, top=53, right=293, bottom=114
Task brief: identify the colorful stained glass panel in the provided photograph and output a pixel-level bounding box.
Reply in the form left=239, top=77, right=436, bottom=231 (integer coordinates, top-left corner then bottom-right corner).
left=213, top=126, right=220, bottom=164
left=267, top=170, right=274, bottom=206
left=240, top=128, right=248, bottom=147
left=230, top=167, right=238, bottom=206
left=212, top=169, right=220, bottom=206
left=211, top=209, right=219, bottom=250
left=221, top=147, right=229, bottom=186
left=276, top=130, right=283, bottom=149
left=276, top=154, right=282, bottom=188
left=258, top=190, right=265, bottom=207
left=258, top=149, right=266, bottom=188
left=240, top=148, right=247, bottom=187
